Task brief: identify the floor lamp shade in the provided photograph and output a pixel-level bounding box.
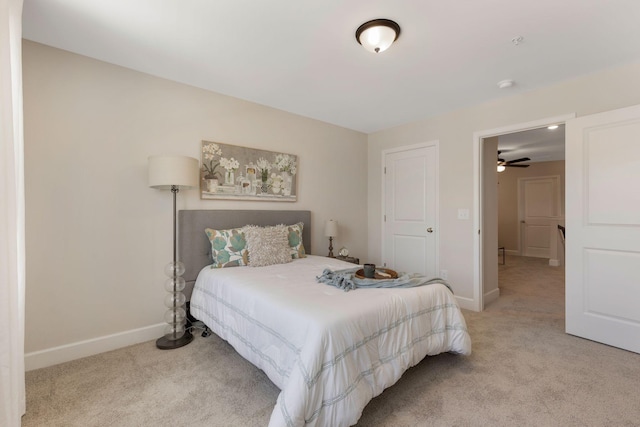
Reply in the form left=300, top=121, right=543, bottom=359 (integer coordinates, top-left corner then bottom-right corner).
left=148, top=154, right=199, bottom=350
left=148, top=155, right=199, bottom=189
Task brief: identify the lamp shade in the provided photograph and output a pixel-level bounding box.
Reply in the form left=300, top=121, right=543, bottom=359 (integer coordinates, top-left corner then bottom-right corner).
left=324, top=220, right=338, bottom=237
left=148, top=155, right=199, bottom=190
left=356, top=19, right=401, bottom=53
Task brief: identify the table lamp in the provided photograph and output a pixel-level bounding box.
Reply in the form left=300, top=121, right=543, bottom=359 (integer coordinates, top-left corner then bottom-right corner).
left=324, top=219, right=338, bottom=257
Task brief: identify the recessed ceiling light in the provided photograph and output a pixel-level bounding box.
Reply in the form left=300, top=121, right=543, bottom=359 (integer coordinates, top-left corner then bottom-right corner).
left=497, top=79, right=515, bottom=89
left=548, top=125, right=559, bottom=130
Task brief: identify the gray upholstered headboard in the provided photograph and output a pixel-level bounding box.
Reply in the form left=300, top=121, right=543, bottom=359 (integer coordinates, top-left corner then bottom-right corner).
left=178, top=209, right=312, bottom=300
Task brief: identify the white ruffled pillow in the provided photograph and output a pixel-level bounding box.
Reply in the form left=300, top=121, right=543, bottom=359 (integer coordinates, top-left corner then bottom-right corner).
left=244, top=225, right=293, bottom=267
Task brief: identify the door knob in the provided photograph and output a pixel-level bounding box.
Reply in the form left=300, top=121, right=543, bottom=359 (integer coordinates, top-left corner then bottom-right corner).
left=427, top=227, right=434, bottom=233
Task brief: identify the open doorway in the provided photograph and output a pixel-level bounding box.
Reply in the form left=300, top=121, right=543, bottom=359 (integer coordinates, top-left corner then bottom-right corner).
left=497, top=126, right=565, bottom=263
left=472, top=114, right=573, bottom=311
left=495, top=126, right=566, bottom=307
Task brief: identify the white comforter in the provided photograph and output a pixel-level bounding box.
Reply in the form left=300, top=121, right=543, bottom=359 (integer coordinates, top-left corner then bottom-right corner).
left=190, top=255, right=471, bottom=427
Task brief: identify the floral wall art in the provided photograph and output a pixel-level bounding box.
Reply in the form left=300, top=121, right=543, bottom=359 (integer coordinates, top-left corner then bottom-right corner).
left=200, top=140, right=298, bottom=201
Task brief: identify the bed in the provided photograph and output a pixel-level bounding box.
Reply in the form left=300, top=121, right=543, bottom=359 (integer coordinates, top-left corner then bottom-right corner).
left=180, top=210, right=471, bottom=427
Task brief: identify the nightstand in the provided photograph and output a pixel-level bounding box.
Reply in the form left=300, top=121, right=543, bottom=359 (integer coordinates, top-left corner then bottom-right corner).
left=334, top=255, right=360, bottom=264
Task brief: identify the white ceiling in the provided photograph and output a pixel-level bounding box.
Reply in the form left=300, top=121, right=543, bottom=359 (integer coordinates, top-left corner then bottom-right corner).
left=498, top=124, right=565, bottom=164
left=22, top=0, right=640, bottom=134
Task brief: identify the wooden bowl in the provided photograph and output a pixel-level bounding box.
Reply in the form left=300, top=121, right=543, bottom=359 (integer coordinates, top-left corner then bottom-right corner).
left=354, top=268, right=399, bottom=280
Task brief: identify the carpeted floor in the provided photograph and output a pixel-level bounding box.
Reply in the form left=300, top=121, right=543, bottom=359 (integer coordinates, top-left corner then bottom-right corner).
left=23, top=256, right=640, bottom=426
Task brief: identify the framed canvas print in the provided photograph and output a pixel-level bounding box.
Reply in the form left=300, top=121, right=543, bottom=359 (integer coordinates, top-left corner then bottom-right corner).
left=201, top=141, right=297, bottom=201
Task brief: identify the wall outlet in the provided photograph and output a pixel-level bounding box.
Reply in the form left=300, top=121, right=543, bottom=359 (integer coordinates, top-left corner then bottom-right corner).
left=457, top=208, right=470, bottom=220
left=440, top=269, right=448, bottom=280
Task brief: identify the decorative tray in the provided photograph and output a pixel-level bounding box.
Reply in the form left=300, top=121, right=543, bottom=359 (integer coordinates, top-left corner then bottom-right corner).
left=354, top=268, right=399, bottom=280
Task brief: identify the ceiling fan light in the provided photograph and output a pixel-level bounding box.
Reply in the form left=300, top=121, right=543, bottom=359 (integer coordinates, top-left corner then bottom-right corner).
left=356, top=19, right=400, bottom=53
left=497, top=79, right=515, bottom=89
left=497, top=165, right=506, bottom=173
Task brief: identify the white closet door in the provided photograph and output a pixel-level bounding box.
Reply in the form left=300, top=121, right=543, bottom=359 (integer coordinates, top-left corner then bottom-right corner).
left=383, top=143, right=438, bottom=277
left=520, top=176, right=561, bottom=258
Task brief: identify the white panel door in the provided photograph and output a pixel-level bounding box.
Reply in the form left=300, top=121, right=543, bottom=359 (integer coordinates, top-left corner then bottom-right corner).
left=519, top=176, right=561, bottom=258
left=383, top=143, right=438, bottom=277
left=566, top=104, right=640, bottom=354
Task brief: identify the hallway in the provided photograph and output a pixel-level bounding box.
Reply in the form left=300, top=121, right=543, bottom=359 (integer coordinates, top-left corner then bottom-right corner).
left=487, top=254, right=565, bottom=319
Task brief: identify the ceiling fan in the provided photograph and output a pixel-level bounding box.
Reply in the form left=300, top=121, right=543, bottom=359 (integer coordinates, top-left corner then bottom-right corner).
left=497, top=151, right=530, bottom=171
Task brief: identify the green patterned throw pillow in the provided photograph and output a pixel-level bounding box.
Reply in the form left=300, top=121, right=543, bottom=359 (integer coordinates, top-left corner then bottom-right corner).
left=286, top=222, right=306, bottom=259
left=205, top=227, right=249, bottom=268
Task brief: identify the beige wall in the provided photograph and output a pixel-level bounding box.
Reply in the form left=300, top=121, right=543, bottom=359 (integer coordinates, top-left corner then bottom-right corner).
left=22, top=41, right=367, bottom=356
left=498, top=160, right=565, bottom=252
left=368, top=61, right=640, bottom=304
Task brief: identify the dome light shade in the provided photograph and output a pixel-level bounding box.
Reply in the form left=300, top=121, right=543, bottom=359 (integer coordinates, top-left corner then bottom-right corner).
left=356, top=19, right=401, bottom=53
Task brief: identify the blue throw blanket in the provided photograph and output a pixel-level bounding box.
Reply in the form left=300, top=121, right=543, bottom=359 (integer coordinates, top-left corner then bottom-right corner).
left=316, top=267, right=452, bottom=292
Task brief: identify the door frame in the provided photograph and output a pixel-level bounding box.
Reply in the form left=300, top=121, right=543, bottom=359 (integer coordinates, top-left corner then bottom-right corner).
left=381, top=140, right=440, bottom=276
left=472, top=114, right=574, bottom=311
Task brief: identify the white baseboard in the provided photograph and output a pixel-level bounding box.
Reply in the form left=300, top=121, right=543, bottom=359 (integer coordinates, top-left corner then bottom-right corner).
left=25, top=323, right=165, bottom=371
left=455, top=290, right=500, bottom=312
left=483, top=287, right=500, bottom=306
left=456, top=295, right=477, bottom=311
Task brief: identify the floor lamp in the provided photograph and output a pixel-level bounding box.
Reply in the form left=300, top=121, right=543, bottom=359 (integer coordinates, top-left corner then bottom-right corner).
left=148, top=155, right=199, bottom=350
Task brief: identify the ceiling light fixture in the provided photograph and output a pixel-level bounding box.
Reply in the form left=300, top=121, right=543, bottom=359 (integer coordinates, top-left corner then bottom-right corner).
left=497, top=165, right=506, bottom=173
left=355, top=19, right=401, bottom=53
left=547, top=125, right=559, bottom=130
left=497, top=79, right=515, bottom=89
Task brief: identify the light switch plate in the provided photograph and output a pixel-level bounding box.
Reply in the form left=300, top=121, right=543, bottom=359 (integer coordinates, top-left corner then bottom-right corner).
left=458, top=208, right=470, bottom=220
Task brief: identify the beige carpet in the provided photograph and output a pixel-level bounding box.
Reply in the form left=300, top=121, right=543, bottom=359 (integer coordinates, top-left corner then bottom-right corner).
left=23, top=256, right=640, bottom=426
